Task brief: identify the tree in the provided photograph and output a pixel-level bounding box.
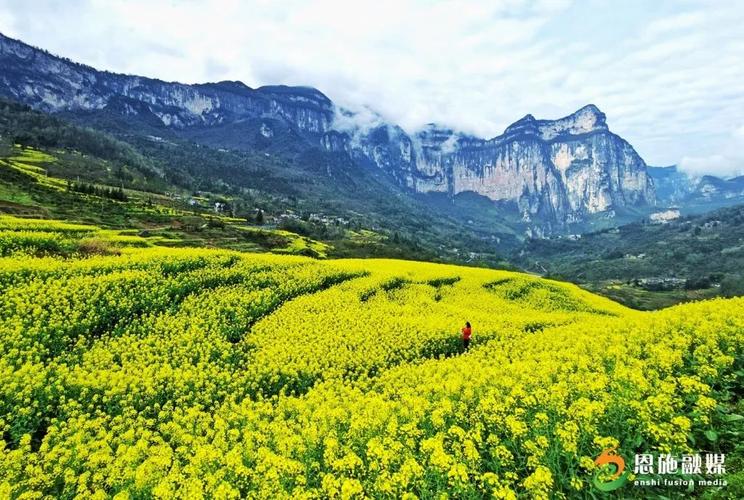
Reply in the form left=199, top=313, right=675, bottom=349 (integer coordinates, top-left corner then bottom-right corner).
left=721, top=275, right=744, bottom=297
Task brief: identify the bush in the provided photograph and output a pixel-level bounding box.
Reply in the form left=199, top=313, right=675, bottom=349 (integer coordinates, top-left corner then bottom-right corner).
left=721, top=275, right=744, bottom=297
left=76, top=238, right=120, bottom=256
left=685, top=276, right=711, bottom=290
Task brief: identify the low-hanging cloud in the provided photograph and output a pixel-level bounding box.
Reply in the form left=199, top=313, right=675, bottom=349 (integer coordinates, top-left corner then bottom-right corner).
left=331, top=106, right=386, bottom=136
left=0, top=0, right=743, bottom=175
left=679, top=125, right=744, bottom=178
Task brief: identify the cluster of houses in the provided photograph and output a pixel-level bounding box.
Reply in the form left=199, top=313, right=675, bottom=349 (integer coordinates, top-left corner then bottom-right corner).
left=161, top=191, right=362, bottom=229
left=276, top=210, right=350, bottom=226
left=631, top=277, right=687, bottom=290
left=164, top=191, right=231, bottom=214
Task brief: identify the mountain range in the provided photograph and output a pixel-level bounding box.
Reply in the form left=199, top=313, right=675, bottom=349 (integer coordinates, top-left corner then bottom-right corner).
left=647, top=165, right=744, bottom=211
left=0, top=32, right=741, bottom=236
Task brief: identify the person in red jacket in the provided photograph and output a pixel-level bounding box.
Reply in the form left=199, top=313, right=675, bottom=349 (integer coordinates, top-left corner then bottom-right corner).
left=461, top=321, right=472, bottom=350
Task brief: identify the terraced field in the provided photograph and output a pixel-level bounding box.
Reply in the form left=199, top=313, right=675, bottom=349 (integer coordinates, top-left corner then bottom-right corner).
left=0, top=219, right=742, bottom=498
left=0, top=146, right=332, bottom=257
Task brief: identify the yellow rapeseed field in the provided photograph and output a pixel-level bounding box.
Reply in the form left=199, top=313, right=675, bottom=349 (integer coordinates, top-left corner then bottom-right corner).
left=0, top=221, right=742, bottom=498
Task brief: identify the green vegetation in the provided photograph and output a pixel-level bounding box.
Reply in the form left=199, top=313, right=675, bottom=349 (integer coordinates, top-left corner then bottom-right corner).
left=0, top=215, right=147, bottom=257
left=517, top=205, right=744, bottom=308
left=0, top=98, right=512, bottom=266
left=0, top=98, right=163, bottom=191
left=582, top=281, right=722, bottom=311
left=0, top=145, right=331, bottom=257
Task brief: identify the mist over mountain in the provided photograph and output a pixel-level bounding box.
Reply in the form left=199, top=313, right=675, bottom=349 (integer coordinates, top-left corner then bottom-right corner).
left=1, top=31, right=739, bottom=235
left=648, top=165, right=744, bottom=213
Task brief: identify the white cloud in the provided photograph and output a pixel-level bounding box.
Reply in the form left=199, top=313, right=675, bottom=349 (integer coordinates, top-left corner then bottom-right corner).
left=679, top=125, right=744, bottom=178
left=333, top=106, right=385, bottom=133
left=643, top=10, right=705, bottom=37
left=0, top=0, right=743, bottom=175
left=679, top=155, right=740, bottom=178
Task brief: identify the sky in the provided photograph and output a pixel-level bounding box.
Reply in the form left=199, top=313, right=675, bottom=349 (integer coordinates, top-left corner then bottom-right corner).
left=1, top=0, right=743, bottom=176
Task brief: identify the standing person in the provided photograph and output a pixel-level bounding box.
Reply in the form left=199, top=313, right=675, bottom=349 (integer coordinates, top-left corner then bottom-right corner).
left=461, top=321, right=472, bottom=350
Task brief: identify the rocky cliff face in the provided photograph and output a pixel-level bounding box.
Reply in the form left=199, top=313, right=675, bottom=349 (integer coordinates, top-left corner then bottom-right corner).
left=327, top=105, right=655, bottom=231
left=0, top=32, right=656, bottom=232
left=0, top=33, right=334, bottom=134
left=647, top=165, right=695, bottom=205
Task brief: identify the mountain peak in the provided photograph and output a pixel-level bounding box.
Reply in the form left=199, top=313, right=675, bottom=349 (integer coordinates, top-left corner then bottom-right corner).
left=195, top=80, right=254, bottom=96
left=503, top=113, right=540, bottom=136
left=541, top=104, right=608, bottom=139
left=257, top=85, right=330, bottom=102
left=215, top=80, right=253, bottom=91
left=499, top=105, right=610, bottom=142
left=575, top=103, right=602, bottom=115
left=568, top=104, right=607, bottom=126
